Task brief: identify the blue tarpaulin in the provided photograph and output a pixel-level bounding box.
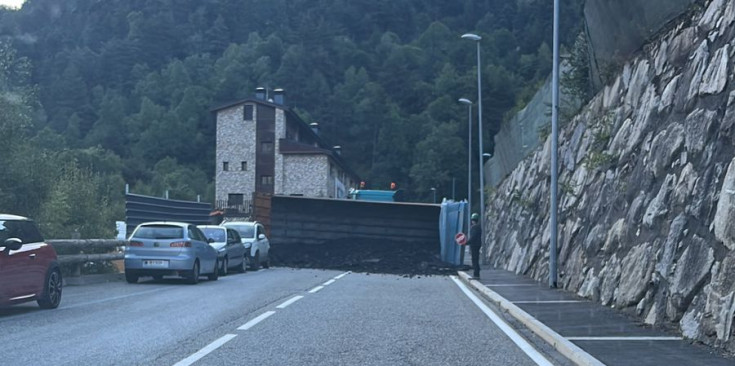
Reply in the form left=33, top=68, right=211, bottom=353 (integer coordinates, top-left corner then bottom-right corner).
left=438, top=200, right=468, bottom=265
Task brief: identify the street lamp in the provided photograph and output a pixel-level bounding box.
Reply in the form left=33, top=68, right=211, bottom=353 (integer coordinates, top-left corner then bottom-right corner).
left=458, top=97, right=473, bottom=225
left=549, top=0, right=561, bottom=288
left=462, top=32, right=485, bottom=261
left=430, top=187, right=437, bottom=203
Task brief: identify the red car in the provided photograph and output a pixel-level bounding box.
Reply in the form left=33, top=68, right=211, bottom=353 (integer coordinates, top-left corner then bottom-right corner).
left=0, top=214, right=62, bottom=309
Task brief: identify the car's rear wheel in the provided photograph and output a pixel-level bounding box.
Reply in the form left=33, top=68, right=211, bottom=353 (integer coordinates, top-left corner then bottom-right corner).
left=125, top=270, right=139, bottom=284
left=208, top=259, right=219, bottom=281
left=37, top=267, right=62, bottom=309
left=220, top=257, right=228, bottom=276
left=236, top=255, right=247, bottom=273
left=186, top=261, right=200, bottom=284
left=251, top=251, right=260, bottom=271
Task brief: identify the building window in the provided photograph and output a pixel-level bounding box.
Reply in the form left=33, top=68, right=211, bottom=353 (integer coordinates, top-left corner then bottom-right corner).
left=223, top=161, right=229, bottom=171
left=261, top=141, right=273, bottom=153
left=261, top=175, right=273, bottom=185
left=228, top=193, right=244, bottom=206
left=243, top=105, right=253, bottom=120
left=241, top=161, right=247, bottom=171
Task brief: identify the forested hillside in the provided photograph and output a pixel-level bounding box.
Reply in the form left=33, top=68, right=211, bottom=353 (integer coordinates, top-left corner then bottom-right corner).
left=0, top=0, right=583, bottom=237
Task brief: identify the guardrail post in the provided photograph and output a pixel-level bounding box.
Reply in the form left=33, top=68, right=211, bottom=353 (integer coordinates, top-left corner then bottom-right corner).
left=71, top=262, right=82, bottom=277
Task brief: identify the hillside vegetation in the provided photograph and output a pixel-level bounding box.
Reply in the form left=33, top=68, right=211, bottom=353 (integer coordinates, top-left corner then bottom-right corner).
left=0, top=0, right=583, bottom=237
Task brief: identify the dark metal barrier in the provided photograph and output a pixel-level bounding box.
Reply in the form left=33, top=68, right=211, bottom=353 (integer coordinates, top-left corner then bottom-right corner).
left=125, top=193, right=212, bottom=234
left=269, top=195, right=440, bottom=248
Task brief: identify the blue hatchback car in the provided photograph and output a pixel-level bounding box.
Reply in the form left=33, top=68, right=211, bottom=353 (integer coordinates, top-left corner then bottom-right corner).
left=124, top=222, right=219, bottom=284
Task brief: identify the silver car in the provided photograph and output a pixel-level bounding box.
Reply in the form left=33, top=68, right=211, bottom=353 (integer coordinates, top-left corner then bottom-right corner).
left=222, top=221, right=270, bottom=270
left=197, top=225, right=247, bottom=276
left=124, top=222, right=219, bottom=284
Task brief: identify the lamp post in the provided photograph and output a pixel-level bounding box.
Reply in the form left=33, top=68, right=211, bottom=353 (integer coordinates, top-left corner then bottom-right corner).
left=430, top=187, right=437, bottom=203
left=462, top=32, right=484, bottom=261
left=458, top=98, right=473, bottom=224
left=549, top=0, right=560, bottom=288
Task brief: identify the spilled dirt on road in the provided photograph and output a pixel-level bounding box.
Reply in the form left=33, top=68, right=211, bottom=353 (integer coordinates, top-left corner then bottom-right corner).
left=271, top=237, right=462, bottom=277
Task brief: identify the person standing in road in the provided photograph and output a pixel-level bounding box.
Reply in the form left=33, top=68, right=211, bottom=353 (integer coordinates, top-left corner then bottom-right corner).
left=468, top=213, right=482, bottom=279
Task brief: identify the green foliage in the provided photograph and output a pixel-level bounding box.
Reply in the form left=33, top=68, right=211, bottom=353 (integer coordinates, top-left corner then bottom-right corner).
left=561, top=31, right=592, bottom=103
left=0, top=0, right=586, bottom=206
left=583, top=151, right=616, bottom=171
left=37, top=161, right=123, bottom=239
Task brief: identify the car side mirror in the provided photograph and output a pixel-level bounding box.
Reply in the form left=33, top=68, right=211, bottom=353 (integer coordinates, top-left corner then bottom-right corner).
left=207, top=238, right=215, bottom=243
left=2, top=238, right=23, bottom=251
left=258, top=234, right=266, bottom=240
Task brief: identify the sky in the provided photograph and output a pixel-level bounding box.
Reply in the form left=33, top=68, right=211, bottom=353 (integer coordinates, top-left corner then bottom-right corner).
left=0, top=0, right=23, bottom=9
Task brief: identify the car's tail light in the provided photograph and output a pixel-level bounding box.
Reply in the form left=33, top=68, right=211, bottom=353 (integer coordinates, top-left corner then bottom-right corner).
left=129, top=241, right=144, bottom=247
left=170, top=241, right=191, bottom=247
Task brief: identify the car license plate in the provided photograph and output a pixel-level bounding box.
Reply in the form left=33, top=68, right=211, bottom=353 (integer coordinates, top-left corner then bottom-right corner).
left=143, top=260, right=169, bottom=268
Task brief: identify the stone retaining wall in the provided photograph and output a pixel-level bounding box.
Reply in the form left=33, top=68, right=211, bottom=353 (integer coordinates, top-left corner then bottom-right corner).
left=485, top=0, right=735, bottom=352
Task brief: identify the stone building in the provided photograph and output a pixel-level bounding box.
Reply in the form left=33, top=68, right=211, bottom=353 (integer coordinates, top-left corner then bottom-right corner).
left=213, top=88, right=359, bottom=213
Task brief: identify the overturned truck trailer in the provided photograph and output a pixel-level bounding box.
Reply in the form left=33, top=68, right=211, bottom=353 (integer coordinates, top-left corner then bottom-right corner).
left=260, top=195, right=447, bottom=275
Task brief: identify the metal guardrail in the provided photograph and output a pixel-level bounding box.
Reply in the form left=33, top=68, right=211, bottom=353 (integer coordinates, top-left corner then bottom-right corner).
left=48, top=239, right=127, bottom=276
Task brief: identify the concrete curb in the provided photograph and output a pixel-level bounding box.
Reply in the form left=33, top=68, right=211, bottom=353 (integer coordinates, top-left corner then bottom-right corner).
left=458, top=271, right=605, bottom=366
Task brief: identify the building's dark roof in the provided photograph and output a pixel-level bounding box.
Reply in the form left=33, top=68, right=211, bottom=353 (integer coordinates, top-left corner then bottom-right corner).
left=279, top=139, right=359, bottom=182
left=211, top=98, right=282, bottom=112
left=213, top=97, right=359, bottom=182
left=279, top=139, right=332, bottom=155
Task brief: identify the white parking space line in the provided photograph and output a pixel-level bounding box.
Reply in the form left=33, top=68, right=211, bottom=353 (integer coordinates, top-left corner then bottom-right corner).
left=334, top=271, right=351, bottom=279
left=237, top=311, right=276, bottom=330
left=323, top=279, right=336, bottom=286
left=452, top=276, right=554, bottom=366
left=485, top=284, right=539, bottom=287
left=513, top=300, right=583, bottom=304
left=309, top=285, right=325, bottom=293
left=566, top=336, right=683, bottom=341
left=172, top=334, right=237, bottom=366
left=276, top=295, right=304, bottom=309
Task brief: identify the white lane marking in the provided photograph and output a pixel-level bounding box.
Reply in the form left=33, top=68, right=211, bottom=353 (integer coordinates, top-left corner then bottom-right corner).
left=513, top=300, right=583, bottom=304
left=451, top=276, right=554, bottom=366
left=172, top=334, right=237, bottom=366
left=334, top=271, right=351, bottom=279
left=485, top=284, right=539, bottom=287
left=567, top=336, right=683, bottom=341
left=238, top=311, right=276, bottom=330
left=309, top=286, right=324, bottom=293
left=323, top=279, right=336, bottom=286
left=276, top=295, right=304, bottom=309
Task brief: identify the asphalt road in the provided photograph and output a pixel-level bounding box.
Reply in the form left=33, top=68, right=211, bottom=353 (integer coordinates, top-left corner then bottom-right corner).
left=0, top=268, right=568, bottom=366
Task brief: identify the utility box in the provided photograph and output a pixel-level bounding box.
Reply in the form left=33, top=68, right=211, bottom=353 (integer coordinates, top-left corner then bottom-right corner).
left=348, top=189, right=403, bottom=202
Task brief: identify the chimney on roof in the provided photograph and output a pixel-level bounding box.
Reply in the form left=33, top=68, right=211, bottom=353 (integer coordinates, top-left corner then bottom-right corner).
left=273, top=88, right=285, bottom=104
left=310, top=122, right=320, bottom=135
left=255, top=87, right=266, bottom=100
left=333, top=145, right=342, bottom=156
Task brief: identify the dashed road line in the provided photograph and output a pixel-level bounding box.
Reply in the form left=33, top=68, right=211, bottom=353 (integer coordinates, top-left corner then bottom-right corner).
left=452, top=276, right=554, bottom=366
left=566, top=336, right=683, bottom=341
left=276, top=295, right=304, bottom=309
left=238, top=311, right=276, bottom=330
left=172, top=334, right=237, bottom=366
left=175, top=271, right=351, bottom=366
left=309, top=285, right=324, bottom=293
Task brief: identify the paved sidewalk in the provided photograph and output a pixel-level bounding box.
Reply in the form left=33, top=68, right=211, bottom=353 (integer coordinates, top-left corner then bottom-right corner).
left=459, top=267, right=735, bottom=366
